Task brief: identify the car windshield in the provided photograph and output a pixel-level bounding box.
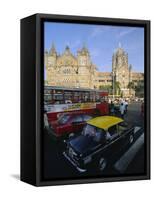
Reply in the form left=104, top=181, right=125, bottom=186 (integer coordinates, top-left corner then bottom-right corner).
left=82, top=124, right=106, bottom=142
left=82, top=124, right=96, bottom=136
left=58, top=114, right=70, bottom=125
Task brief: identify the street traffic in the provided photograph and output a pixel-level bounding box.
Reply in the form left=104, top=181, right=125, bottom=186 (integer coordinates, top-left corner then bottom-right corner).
left=43, top=101, right=144, bottom=180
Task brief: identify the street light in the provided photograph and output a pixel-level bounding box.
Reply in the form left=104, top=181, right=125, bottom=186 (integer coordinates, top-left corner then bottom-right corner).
left=112, top=71, right=115, bottom=101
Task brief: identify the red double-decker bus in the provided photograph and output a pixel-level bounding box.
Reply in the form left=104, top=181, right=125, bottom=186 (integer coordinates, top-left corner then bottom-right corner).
left=44, top=86, right=109, bottom=121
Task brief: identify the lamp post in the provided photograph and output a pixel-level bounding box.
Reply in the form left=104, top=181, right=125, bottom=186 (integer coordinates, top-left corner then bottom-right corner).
left=112, top=71, right=115, bottom=101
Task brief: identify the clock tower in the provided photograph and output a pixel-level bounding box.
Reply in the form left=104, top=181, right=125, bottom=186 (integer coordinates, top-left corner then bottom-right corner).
left=112, top=45, right=132, bottom=96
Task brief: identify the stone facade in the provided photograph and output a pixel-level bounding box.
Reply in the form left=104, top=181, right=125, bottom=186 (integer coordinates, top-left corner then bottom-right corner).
left=95, top=72, right=112, bottom=88
left=45, top=44, right=97, bottom=89
left=45, top=44, right=144, bottom=97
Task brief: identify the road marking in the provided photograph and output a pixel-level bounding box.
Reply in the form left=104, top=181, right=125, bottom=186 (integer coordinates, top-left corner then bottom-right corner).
left=114, top=133, right=144, bottom=173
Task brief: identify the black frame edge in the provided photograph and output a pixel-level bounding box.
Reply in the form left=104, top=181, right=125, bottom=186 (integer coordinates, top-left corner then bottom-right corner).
left=20, top=15, right=37, bottom=186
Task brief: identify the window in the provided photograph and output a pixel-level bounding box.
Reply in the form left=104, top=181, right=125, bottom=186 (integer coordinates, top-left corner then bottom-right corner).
left=82, top=124, right=106, bottom=142
left=118, top=122, right=128, bottom=134
left=72, top=115, right=83, bottom=123
left=63, top=68, right=71, bottom=74
left=108, top=125, right=117, bottom=136
left=58, top=115, right=70, bottom=125
left=83, top=115, right=92, bottom=121
left=82, top=124, right=97, bottom=137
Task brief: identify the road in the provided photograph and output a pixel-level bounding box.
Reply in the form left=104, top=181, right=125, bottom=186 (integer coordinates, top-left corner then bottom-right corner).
left=42, top=102, right=145, bottom=180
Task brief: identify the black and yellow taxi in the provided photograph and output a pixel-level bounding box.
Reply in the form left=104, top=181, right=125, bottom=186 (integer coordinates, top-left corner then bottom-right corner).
left=63, top=116, right=135, bottom=172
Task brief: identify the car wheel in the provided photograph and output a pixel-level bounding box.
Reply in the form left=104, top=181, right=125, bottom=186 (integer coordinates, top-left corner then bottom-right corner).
left=99, top=158, right=107, bottom=171
left=129, top=134, right=134, bottom=144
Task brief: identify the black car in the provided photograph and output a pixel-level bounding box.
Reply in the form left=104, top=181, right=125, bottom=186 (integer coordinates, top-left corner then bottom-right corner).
left=63, top=116, right=136, bottom=172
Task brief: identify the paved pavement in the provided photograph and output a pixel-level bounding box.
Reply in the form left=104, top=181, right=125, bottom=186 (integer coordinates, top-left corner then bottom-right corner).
left=42, top=102, right=145, bottom=180
left=124, top=102, right=143, bottom=127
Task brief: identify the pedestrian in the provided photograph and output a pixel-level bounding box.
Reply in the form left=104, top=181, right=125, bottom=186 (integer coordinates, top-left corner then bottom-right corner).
left=124, top=100, right=128, bottom=114
left=120, top=102, right=125, bottom=119
left=44, top=110, right=49, bottom=131
left=110, top=101, right=115, bottom=115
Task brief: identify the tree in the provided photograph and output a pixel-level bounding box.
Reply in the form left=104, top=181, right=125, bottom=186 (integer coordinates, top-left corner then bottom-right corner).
left=134, top=80, right=144, bottom=97
left=127, top=81, right=135, bottom=90
left=127, top=81, right=135, bottom=96
left=114, top=81, right=121, bottom=95
left=99, top=85, right=112, bottom=95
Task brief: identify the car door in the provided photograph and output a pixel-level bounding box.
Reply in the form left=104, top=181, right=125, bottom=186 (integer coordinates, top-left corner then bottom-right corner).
left=103, top=125, right=124, bottom=162
left=71, top=115, right=84, bottom=133
left=58, top=115, right=74, bottom=135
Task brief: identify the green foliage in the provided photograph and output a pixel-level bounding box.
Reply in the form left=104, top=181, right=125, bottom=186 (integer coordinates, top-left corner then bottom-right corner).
left=113, top=81, right=121, bottom=95
left=99, top=85, right=112, bottom=94
left=127, top=81, right=135, bottom=89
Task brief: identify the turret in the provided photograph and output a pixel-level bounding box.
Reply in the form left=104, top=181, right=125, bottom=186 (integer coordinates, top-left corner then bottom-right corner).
left=48, top=43, right=57, bottom=66
left=64, top=45, right=71, bottom=55
left=44, top=50, right=48, bottom=68
left=49, top=43, right=57, bottom=56
left=77, top=44, right=90, bottom=66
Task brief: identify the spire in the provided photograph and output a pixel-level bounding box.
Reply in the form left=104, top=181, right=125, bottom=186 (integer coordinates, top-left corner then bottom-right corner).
left=83, top=42, right=86, bottom=48
left=116, top=42, right=124, bottom=55
left=45, top=49, right=48, bottom=55
left=82, top=42, right=88, bottom=51
left=51, top=42, right=55, bottom=49
left=49, top=42, right=57, bottom=56
left=81, top=42, right=89, bottom=55
left=129, top=64, right=132, bottom=71
left=64, top=45, right=71, bottom=55
left=118, top=42, right=122, bottom=48
left=65, top=45, right=70, bottom=50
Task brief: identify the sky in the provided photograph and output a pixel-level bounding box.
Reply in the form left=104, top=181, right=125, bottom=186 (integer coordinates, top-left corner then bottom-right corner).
left=44, top=22, right=144, bottom=72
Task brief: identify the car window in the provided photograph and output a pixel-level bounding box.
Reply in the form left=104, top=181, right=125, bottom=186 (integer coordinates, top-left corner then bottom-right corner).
left=118, top=125, right=127, bottom=134
left=58, top=114, right=70, bottom=125
left=72, top=115, right=83, bottom=123
left=94, top=128, right=106, bottom=143
left=83, top=124, right=106, bottom=142
left=108, top=125, right=117, bottom=136
left=83, top=124, right=96, bottom=136
left=83, top=115, right=92, bottom=121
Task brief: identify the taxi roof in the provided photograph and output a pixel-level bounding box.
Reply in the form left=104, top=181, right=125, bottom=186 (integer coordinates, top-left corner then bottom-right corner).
left=87, top=116, right=124, bottom=130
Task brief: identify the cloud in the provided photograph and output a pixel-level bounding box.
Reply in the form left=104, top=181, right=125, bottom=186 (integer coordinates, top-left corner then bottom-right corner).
left=89, top=26, right=110, bottom=39
left=117, top=28, right=137, bottom=38
left=90, top=27, right=104, bottom=38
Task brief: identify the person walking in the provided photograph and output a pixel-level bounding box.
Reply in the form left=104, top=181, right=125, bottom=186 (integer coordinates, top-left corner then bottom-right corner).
left=110, top=101, right=115, bottom=115
left=124, top=100, right=128, bottom=114
left=120, top=102, right=125, bottom=119
left=44, top=110, right=50, bottom=132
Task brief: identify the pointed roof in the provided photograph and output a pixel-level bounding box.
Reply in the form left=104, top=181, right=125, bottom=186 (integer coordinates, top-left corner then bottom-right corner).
left=81, top=43, right=89, bottom=53
left=49, top=42, right=57, bottom=55
left=45, top=49, right=48, bottom=54
left=64, top=45, right=72, bottom=55
left=116, top=48, right=125, bottom=56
